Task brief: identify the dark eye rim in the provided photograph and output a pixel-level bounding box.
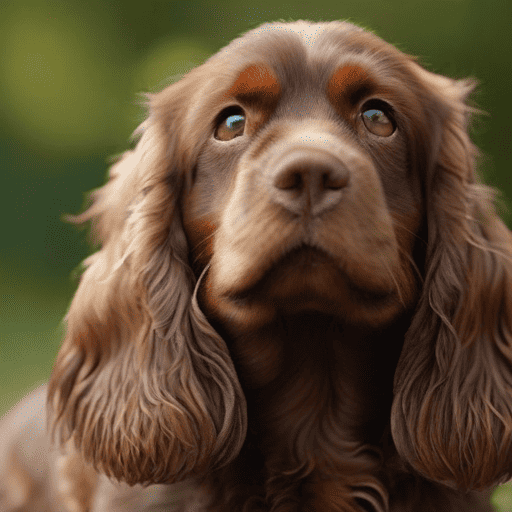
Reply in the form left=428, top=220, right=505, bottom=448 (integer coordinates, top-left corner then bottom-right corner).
left=360, top=99, right=396, bottom=131
left=214, top=105, right=246, bottom=140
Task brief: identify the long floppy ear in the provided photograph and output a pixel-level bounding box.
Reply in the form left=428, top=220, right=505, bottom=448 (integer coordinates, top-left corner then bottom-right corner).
left=47, top=84, right=247, bottom=486
left=391, top=70, right=512, bottom=491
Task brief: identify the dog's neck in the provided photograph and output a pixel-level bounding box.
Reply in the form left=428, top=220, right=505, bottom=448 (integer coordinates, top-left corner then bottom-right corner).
left=219, top=312, right=410, bottom=447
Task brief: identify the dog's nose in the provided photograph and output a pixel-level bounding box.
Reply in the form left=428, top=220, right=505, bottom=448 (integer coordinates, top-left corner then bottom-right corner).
left=272, top=150, right=349, bottom=216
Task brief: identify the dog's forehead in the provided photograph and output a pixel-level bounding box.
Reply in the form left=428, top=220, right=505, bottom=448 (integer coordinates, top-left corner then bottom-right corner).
left=239, top=20, right=369, bottom=48
left=210, top=20, right=403, bottom=89
left=219, top=21, right=388, bottom=64
left=244, top=21, right=353, bottom=48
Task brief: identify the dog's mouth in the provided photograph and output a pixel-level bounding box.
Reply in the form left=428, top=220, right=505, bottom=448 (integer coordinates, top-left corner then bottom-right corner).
left=228, top=244, right=395, bottom=311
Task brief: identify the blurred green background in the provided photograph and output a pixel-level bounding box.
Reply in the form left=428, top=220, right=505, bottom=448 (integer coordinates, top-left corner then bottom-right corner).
left=1, top=0, right=511, bottom=508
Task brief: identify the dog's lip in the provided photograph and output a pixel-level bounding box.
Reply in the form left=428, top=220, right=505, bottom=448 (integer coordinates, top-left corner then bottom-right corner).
left=271, top=244, right=334, bottom=268
left=226, top=243, right=395, bottom=304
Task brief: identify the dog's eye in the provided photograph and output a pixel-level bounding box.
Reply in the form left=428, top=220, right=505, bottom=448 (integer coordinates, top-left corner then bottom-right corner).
left=361, top=107, right=394, bottom=137
left=215, top=108, right=246, bottom=141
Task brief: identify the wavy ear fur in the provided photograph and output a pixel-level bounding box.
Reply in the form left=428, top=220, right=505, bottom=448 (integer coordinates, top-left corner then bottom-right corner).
left=391, top=68, right=512, bottom=491
left=47, top=81, right=247, bottom=486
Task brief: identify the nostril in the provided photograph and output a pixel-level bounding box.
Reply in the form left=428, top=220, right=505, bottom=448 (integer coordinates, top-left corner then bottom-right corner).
left=323, top=171, right=348, bottom=190
left=275, top=171, right=303, bottom=190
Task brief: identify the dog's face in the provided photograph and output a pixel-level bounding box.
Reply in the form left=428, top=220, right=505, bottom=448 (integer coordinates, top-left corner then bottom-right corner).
left=181, top=21, right=432, bottom=328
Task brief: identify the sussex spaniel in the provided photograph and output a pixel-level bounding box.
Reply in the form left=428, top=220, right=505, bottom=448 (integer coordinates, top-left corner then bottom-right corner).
left=1, top=20, right=511, bottom=512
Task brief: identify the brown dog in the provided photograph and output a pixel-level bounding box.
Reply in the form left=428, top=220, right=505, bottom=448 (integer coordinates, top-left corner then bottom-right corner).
left=1, top=20, right=509, bottom=511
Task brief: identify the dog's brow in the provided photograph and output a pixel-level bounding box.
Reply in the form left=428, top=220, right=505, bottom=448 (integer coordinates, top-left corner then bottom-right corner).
left=224, top=64, right=281, bottom=109
left=327, top=64, right=376, bottom=110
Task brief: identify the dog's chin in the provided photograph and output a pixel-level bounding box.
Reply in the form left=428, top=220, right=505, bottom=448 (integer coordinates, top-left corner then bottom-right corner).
left=219, top=246, right=401, bottom=323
